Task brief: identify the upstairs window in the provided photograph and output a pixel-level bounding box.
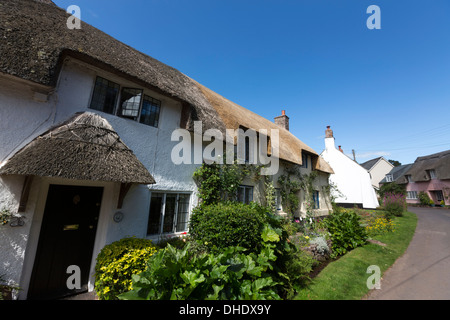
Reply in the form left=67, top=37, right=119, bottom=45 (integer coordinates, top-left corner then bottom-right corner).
left=301, top=153, right=308, bottom=168
left=386, top=174, right=393, bottom=182
left=140, top=95, right=161, bottom=127
left=89, top=76, right=161, bottom=128
left=90, top=76, right=120, bottom=114
left=427, top=169, right=437, bottom=179
left=118, top=88, right=143, bottom=120
left=406, top=175, right=413, bottom=183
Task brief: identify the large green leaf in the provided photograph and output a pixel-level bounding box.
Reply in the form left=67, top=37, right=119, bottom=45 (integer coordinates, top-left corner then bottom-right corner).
left=261, top=225, right=280, bottom=243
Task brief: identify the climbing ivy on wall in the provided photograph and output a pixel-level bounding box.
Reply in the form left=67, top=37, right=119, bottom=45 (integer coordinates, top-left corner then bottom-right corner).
left=192, top=158, right=266, bottom=206
left=277, top=166, right=318, bottom=219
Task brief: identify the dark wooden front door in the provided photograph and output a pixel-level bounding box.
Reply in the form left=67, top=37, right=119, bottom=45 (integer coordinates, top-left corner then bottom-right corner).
left=28, top=185, right=103, bottom=300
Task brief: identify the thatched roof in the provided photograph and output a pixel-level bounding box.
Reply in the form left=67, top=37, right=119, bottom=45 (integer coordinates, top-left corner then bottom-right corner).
left=196, top=82, right=334, bottom=173
left=0, top=0, right=333, bottom=174
left=0, top=112, right=156, bottom=184
left=405, top=149, right=450, bottom=182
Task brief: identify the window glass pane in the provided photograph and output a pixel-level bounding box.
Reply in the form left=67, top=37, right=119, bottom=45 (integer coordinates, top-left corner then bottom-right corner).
left=245, top=137, right=250, bottom=163
left=275, top=188, right=282, bottom=211
left=429, top=170, right=436, bottom=179
left=90, top=76, right=120, bottom=114
left=245, top=186, right=253, bottom=204
left=147, top=193, right=163, bottom=235
left=163, top=194, right=177, bottom=233
left=301, top=154, right=308, bottom=168
left=237, top=186, right=253, bottom=204
left=313, top=191, right=320, bottom=209
left=140, top=95, right=161, bottom=127
left=119, top=88, right=142, bottom=119
left=176, top=194, right=190, bottom=232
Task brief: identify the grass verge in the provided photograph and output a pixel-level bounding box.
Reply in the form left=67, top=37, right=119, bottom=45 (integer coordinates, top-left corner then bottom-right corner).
left=294, top=210, right=418, bottom=300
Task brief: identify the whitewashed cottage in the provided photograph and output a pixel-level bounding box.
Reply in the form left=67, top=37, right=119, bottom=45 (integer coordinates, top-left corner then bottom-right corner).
left=320, top=126, right=379, bottom=209
left=0, top=0, right=334, bottom=299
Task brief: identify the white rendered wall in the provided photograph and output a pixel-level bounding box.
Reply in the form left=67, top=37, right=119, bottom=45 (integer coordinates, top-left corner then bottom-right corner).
left=369, top=158, right=394, bottom=189
left=0, top=58, right=200, bottom=298
left=321, top=138, right=378, bottom=209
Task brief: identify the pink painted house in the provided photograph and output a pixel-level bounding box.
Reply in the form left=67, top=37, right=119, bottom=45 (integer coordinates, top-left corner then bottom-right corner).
left=380, top=150, right=450, bottom=206
left=404, top=150, right=450, bottom=206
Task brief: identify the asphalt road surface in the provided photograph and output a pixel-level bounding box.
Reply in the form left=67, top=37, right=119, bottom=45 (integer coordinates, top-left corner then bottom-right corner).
left=365, top=206, right=450, bottom=300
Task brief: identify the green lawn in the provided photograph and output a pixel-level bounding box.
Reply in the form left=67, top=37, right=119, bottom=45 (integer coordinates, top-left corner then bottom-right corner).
left=294, top=210, right=418, bottom=300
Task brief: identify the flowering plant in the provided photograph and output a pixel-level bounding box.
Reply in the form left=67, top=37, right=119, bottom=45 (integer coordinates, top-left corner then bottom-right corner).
left=366, top=216, right=396, bottom=236
left=383, top=192, right=406, bottom=218
left=0, top=208, right=12, bottom=226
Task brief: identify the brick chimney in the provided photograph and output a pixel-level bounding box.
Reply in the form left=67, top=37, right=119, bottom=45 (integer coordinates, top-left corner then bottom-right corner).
left=274, top=110, right=289, bottom=131
left=338, top=146, right=343, bottom=153
left=325, top=126, right=333, bottom=138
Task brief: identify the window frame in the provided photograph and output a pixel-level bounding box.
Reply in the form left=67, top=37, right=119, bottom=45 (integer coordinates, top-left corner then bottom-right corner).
left=147, top=192, right=191, bottom=236
left=427, top=169, right=437, bottom=180
left=312, top=190, right=320, bottom=209
left=89, top=76, right=162, bottom=128
left=237, top=185, right=254, bottom=204
left=386, top=174, right=393, bottom=182
left=89, top=76, right=120, bottom=115
left=406, top=191, right=418, bottom=200
left=275, top=188, right=282, bottom=212
left=300, top=153, right=308, bottom=168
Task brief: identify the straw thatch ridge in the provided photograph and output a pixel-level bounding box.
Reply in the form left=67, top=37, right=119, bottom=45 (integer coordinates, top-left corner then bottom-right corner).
left=0, top=112, right=156, bottom=184
left=195, top=82, right=334, bottom=173
left=0, top=0, right=225, bottom=134
left=405, top=149, right=450, bottom=182
left=0, top=0, right=333, bottom=174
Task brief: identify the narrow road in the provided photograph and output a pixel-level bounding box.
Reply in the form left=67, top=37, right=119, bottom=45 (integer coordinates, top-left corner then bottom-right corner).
left=365, top=206, right=450, bottom=300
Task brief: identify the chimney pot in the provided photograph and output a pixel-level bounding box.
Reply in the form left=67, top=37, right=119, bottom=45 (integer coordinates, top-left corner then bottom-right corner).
left=338, top=145, right=343, bottom=153
left=274, top=110, right=289, bottom=131
left=325, top=126, right=334, bottom=138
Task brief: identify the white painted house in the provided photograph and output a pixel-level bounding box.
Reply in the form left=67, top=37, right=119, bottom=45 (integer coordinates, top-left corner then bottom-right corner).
left=360, top=157, right=394, bottom=191
left=0, top=0, right=334, bottom=300
left=320, top=126, right=379, bottom=209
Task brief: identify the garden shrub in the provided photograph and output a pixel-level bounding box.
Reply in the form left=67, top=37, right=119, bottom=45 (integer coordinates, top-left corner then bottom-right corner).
left=378, top=182, right=406, bottom=200
left=310, top=236, right=330, bottom=256
left=383, top=192, right=406, bottom=218
left=418, top=191, right=432, bottom=206
left=94, top=237, right=158, bottom=300
left=118, top=243, right=281, bottom=300
left=188, top=202, right=269, bottom=254
left=323, top=207, right=368, bottom=257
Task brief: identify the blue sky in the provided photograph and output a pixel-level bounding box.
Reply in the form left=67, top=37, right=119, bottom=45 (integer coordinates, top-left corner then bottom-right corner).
left=54, top=0, right=450, bottom=165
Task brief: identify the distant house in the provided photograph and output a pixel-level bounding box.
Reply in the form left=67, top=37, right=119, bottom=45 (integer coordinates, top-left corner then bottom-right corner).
left=360, top=157, right=394, bottom=191
left=403, top=150, right=450, bottom=205
left=379, top=163, right=414, bottom=186
left=320, top=126, right=379, bottom=209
